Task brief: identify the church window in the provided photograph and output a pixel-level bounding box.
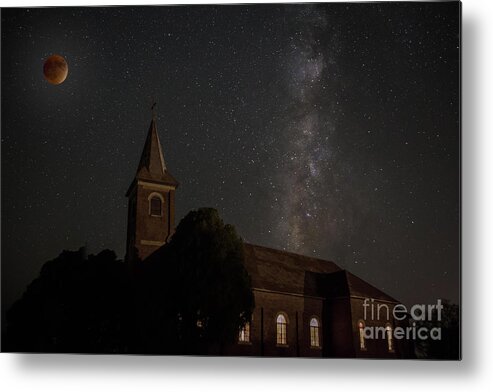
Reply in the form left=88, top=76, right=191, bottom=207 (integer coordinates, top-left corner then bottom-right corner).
left=276, top=313, right=288, bottom=345
left=358, top=320, right=366, bottom=350
left=310, top=317, right=320, bottom=347
left=239, top=322, right=250, bottom=343
left=386, top=324, right=394, bottom=352
left=150, top=195, right=162, bottom=216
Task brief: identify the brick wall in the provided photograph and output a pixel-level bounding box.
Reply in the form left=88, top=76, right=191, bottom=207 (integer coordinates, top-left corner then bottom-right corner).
left=224, top=289, right=324, bottom=357
left=127, top=182, right=175, bottom=261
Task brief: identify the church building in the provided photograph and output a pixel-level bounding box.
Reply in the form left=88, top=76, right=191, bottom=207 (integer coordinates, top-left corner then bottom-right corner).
left=125, top=115, right=414, bottom=358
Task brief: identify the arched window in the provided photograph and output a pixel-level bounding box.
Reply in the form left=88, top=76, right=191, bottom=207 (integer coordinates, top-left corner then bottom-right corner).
left=310, top=317, right=320, bottom=347
left=149, top=194, right=163, bottom=216
left=276, top=314, right=288, bottom=345
left=358, top=320, right=366, bottom=351
left=239, top=322, right=250, bottom=343
left=386, top=324, right=394, bottom=352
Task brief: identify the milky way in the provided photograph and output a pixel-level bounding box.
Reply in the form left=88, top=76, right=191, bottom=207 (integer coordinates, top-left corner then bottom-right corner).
left=275, top=6, right=336, bottom=253
left=2, top=3, right=459, bottom=311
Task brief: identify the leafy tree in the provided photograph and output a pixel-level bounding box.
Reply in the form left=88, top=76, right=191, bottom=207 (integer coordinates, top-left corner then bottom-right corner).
left=141, top=208, right=254, bottom=354
left=4, top=208, right=254, bottom=355
left=4, top=248, right=133, bottom=353
left=414, top=300, right=460, bottom=359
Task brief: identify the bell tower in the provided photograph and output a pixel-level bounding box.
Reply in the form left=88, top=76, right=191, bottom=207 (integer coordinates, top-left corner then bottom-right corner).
left=125, top=108, right=178, bottom=263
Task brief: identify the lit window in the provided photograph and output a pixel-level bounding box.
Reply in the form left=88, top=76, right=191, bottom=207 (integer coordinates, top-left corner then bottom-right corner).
left=386, top=324, right=394, bottom=352
left=310, top=317, right=320, bottom=347
left=276, top=314, right=287, bottom=345
left=358, top=321, right=366, bottom=350
left=239, top=322, right=250, bottom=343
left=150, top=196, right=162, bottom=216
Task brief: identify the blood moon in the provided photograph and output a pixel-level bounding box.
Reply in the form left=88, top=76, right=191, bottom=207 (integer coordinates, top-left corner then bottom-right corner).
left=43, top=54, right=68, bottom=85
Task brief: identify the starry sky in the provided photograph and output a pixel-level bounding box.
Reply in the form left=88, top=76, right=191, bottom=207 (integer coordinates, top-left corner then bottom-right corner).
left=1, top=2, right=460, bottom=312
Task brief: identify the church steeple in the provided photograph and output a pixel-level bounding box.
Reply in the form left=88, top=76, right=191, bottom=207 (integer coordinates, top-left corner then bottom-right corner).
left=125, top=110, right=178, bottom=263
left=133, top=117, right=178, bottom=186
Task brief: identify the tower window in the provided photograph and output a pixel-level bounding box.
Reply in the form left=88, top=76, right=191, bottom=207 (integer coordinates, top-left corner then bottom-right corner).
left=150, top=195, right=162, bottom=216
left=239, top=322, right=251, bottom=343
left=276, top=313, right=288, bottom=345
left=310, top=317, right=320, bottom=348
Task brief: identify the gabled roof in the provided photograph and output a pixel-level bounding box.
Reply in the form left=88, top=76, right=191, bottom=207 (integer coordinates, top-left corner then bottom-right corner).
left=345, top=270, right=398, bottom=302
left=243, top=243, right=341, bottom=296
left=319, top=270, right=399, bottom=303
left=242, top=243, right=399, bottom=303
left=132, top=117, right=178, bottom=187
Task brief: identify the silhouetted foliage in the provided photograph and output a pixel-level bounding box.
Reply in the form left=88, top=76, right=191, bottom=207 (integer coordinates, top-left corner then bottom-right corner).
left=140, top=208, right=254, bottom=354
left=4, top=248, right=133, bottom=353
left=415, top=300, right=460, bottom=360
left=4, top=208, right=254, bottom=354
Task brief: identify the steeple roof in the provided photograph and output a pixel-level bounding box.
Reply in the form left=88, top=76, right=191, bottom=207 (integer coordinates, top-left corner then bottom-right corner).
left=131, top=117, right=178, bottom=187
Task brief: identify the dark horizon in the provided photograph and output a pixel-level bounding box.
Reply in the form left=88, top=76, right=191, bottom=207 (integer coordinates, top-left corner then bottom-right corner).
left=1, top=3, right=460, bottom=312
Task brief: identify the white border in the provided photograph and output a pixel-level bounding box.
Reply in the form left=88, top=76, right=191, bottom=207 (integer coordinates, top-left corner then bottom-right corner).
left=1, top=0, right=492, bottom=390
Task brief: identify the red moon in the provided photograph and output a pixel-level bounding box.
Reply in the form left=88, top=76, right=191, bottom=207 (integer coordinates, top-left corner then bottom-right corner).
left=43, top=54, right=68, bottom=85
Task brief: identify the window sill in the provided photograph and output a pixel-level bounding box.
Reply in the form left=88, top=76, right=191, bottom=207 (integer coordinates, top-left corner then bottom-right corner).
left=276, top=344, right=289, bottom=348
left=238, top=341, right=252, bottom=345
left=310, top=345, right=322, bottom=350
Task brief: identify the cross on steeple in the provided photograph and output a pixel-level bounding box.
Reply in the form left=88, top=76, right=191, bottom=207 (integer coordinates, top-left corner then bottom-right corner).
left=125, top=108, right=179, bottom=263
left=151, top=101, right=157, bottom=120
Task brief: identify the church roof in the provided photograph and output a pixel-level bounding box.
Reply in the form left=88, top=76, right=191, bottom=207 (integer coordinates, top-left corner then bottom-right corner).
left=243, top=243, right=341, bottom=296
left=243, top=243, right=399, bottom=303
left=133, top=117, right=178, bottom=187
left=344, top=270, right=398, bottom=302
left=312, top=269, right=399, bottom=303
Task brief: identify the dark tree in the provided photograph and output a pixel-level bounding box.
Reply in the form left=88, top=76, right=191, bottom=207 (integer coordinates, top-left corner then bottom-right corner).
left=3, top=208, right=253, bottom=354
left=415, top=300, right=460, bottom=360
left=140, top=208, right=254, bottom=354
left=4, top=248, right=133, bottom=353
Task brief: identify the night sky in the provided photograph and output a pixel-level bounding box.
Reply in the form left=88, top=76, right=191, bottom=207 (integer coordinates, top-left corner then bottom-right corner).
left=1, top=2, right=460, bottom=312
